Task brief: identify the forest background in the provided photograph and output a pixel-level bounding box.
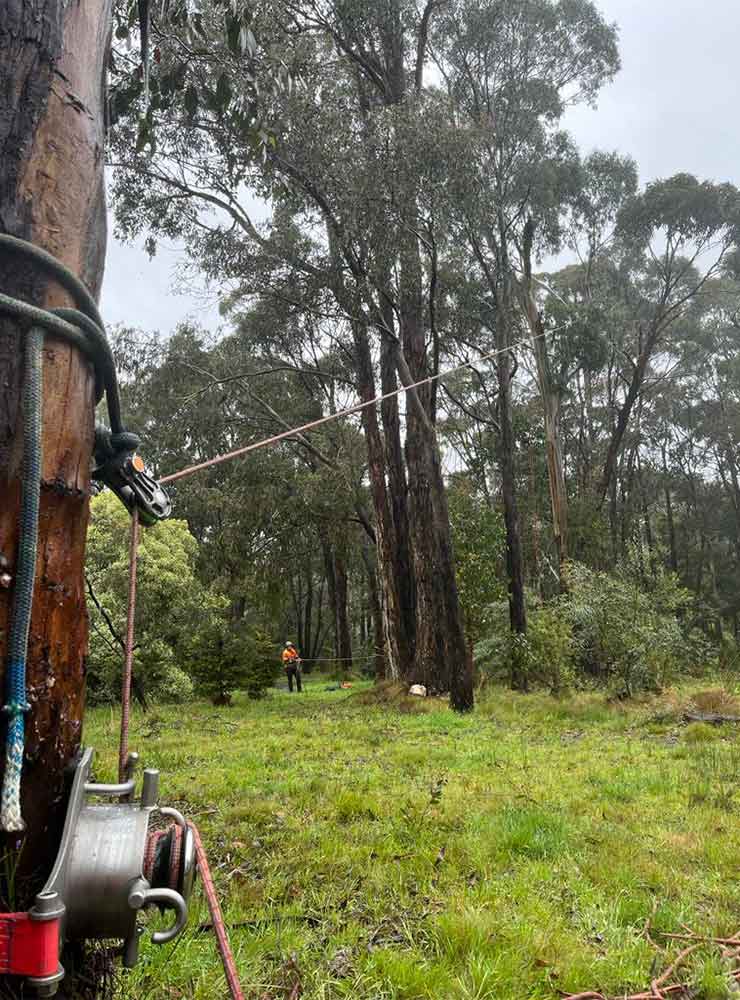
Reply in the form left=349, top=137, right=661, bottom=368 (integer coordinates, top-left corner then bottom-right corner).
left=86, top=0, right=740, bottom=712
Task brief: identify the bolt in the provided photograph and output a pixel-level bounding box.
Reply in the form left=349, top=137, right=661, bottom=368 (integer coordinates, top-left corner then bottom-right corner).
left=0, top=573, right=11, bottom=589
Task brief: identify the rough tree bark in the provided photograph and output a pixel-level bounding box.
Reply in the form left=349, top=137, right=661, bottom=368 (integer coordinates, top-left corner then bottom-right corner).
left=496, top=336, right=528, bottom=638
left=0, top=1, right=112, bottom=995
left=360, top=543, right=385, bottom=680
left=352, top=322, right=409, bottom=677
left=391, top=209, right=472, bottom=709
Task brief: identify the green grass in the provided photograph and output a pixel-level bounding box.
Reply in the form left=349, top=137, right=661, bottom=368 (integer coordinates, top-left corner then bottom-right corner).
left=83, top=679, right=740, bottom=999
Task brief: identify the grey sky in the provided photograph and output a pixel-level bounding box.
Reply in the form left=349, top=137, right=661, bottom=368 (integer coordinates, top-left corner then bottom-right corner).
left=100, top=0, right=740, bottom=335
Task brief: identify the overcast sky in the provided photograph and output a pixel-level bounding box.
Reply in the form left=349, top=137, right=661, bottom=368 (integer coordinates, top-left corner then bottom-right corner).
left=100, top=0, right=740, bottom=336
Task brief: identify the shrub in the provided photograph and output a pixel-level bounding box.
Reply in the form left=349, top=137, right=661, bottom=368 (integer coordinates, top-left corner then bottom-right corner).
left=190, top=621, right=279, bottom=705
left=87, top=492, right=216, bottom=706
left=474, top=561, right=702, bottom=696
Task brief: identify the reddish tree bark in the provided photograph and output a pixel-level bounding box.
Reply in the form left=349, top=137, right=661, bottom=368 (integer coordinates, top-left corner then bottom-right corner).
left=0, top=0, right=112, bottom=960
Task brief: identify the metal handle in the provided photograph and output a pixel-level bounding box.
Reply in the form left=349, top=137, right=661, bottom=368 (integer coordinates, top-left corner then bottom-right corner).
left=85, top=779, right=136, bottom=797
left=128, top=881, right=188, bottom=945
left=158, top=805, right=187, bottom=833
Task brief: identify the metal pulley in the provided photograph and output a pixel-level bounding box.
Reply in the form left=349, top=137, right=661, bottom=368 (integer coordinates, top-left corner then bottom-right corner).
left=15, top=747, right=196, bottom=996
left=92, top=424, right=172, bottom=526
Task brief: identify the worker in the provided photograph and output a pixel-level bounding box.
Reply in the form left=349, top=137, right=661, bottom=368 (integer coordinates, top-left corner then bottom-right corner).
left=282, top=641, right=302, bottom=692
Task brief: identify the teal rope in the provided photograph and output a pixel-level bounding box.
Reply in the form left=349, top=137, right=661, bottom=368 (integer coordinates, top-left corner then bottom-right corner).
left=0, top=235, right=123, bottom=434
left=0, top=236, right=128, bottom=831
left=1, top=326, right=42, bottom=831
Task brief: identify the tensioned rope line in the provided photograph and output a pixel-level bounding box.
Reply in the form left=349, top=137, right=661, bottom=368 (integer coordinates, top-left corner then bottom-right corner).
left=118, top=509, right=140, bottom=783
left=160, top=326, right=559, bottom=485
left=121, top=324, right=562, bottom=792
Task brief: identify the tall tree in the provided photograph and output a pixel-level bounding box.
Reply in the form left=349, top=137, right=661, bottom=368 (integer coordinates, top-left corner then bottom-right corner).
left=110, top=0, right=475, bottom=707
left=436, top=0, right=619, bottom=609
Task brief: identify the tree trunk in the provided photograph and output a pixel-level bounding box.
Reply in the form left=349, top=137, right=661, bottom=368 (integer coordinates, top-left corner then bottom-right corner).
left=661, top=442, right=678, bottom=573
left=333, top=547, right=352, bottom=671
left=395, top=243, right=473, bottom=709
left=352, top=323, right=409, bottom=677
left=323, top=535, right=352, bottom=671
left=598, top=324, right=659, bottom=504
left=379, top=331, right=416, bottom=658
left=520, top=236, right=568, bottom=572
left=360, top=543, right=385, bottom=680
left=496, top=341, right=528, bottom=639
left=0, top=2, right=112, bottom=995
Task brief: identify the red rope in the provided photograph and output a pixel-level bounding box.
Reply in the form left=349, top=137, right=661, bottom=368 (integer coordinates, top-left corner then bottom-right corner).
left=189, top=822, right=245, bottom=1000
left=118, top=509, right=139, bottom=782
left=160, top=328, right=556, bottom=486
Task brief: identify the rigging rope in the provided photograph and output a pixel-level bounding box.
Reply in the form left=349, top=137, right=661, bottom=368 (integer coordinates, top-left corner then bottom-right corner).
left=118, top=510, right=139, bottom=783
left=190, top=822, right=245, bottom=1000
left=160, top=328, right=557, bottom=485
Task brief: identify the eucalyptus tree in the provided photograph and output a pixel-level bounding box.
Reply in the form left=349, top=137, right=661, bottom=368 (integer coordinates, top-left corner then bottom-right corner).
left=432, top=0, right=619, bottom=632
left=110, top=0, right=476, bottom=707
left=596, top=174, right=740, bottom=504
left=0, top=9, right=114, bottom=990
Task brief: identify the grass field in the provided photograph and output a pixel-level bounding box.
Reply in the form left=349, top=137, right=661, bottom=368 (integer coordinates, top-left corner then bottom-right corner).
left=85, top=678, right=740, bottom=999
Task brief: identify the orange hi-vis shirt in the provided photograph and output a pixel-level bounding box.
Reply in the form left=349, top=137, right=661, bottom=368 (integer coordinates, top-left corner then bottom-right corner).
left=282, top=647, right=299, bottom=666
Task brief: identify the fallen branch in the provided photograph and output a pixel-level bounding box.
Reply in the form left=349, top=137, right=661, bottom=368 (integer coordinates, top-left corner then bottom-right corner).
left=658, top=930, right=740, bottom=947
left=683, top=711, right=740, bottom=725
left=561, top=938, right=740, bottom=1000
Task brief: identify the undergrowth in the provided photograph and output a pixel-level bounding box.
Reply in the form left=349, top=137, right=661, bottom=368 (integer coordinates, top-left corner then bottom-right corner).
left=83, top=679, right=740, bottom=999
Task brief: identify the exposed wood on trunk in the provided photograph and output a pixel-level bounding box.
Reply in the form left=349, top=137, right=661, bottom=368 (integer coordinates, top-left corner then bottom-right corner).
left=379, top=328, right=415, bottom=656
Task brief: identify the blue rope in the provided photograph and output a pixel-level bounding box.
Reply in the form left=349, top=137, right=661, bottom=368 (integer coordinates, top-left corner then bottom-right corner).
left=1, top=326, right=42, bottom=831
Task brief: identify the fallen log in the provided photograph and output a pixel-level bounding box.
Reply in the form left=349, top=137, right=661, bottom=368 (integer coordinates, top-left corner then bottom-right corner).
left=683, top=711, right=740, bottom=725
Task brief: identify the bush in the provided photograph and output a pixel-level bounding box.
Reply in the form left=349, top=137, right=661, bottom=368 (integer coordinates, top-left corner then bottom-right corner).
left=474, top=561, right=702, bottom=696
left=189, top=622, right=279, bottom=705
left=86, top=492, right=217, bottom=706
left=474, top=600, right=575, bottom=693
left=562, top=561, right=694, bottom=695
